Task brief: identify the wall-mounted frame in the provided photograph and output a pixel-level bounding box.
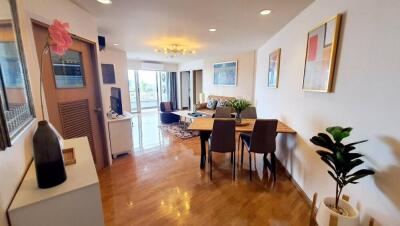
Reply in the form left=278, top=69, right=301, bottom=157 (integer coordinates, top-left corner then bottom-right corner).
left=267, top=48, right=281, bottom=88
left=101, top=63, right=116, bottom=84
left=0, top=0, right=35, bottom=150
left=302, top=14, right=342, bottom=92
left=213, top=60, right=237, bottom=86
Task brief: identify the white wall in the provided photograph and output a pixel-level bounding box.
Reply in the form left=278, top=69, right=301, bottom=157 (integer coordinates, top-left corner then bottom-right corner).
left=254, top=0, right=400, bottom=225
left=203, top=50, right=256, bottom=101
left=0, top=0, right=105, bottom=225
left=99, top=48, right=130, bottom=113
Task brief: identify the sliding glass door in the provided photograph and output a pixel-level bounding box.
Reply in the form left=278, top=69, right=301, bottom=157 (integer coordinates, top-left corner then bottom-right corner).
left=128, top=70, right=172, bottom=113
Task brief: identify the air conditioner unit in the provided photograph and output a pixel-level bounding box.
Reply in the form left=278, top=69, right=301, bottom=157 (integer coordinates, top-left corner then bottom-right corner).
left=141, top=61, right=164, bottom=71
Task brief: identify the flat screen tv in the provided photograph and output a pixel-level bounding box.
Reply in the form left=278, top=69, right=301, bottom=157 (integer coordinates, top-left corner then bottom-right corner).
left=110, top=87, right=123, bottom=115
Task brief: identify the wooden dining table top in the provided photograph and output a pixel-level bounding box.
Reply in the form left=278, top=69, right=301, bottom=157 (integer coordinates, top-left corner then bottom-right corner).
left=187, top=118, right=296, bottom=134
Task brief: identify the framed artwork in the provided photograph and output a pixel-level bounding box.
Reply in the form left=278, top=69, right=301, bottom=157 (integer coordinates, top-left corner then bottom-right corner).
left=303, top=14, right=342, bottom=92
left=267, top=48, right=281, bottom=88
left=101, top=63, right=116, bottom=84
left=213, top=61, right=237, bottom=86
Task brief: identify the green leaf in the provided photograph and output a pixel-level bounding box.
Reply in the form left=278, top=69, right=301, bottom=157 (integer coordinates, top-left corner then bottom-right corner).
left=347, top=153, right=364, bottom=160
left=310, top=133, right=334, bottom=150
left=327, top=126, right=352, bottom=143
left=328, top=170, right=342, bottom=186
left=346, top=169, right=375, bottom=178
left=345, top=140, right=368, bottom=149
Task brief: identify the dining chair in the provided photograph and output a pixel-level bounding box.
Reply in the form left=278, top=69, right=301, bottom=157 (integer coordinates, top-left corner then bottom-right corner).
left=214, top=107, right=232, bottom=118
left=208, top=119, right=236, bottom=180
left=240, top=119, right=278, bottom=181
left=238, top=107, right=257, bottom=150
left=240, top=107, right=257, bottom=119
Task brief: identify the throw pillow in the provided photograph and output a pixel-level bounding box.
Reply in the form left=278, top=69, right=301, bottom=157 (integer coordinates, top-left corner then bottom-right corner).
left=163, top=102, right=172, bottom=112
left=206, top=100, right=217, bottom=110
left=216, top=100, right=227, bottom=108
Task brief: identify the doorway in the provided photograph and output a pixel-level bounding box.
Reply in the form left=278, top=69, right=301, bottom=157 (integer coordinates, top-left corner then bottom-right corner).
left=180, top=71, right=190, bottom=110
left=32, top=21, right=108, bottom=169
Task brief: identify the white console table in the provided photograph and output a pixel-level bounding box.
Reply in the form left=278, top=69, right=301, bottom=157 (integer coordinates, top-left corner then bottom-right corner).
left=107, top=111, right=134, bottom=158
left=8, top=137, right=104, bottom=226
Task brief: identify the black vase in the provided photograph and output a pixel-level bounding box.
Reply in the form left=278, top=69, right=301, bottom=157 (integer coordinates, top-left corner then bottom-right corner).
left=33, top=120, right=67, bottom=189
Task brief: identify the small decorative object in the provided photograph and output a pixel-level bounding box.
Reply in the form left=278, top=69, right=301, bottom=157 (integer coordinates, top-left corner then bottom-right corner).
left=310, top=126, right=375, bottom=226
left=228, top=99, right=251, bottom=124
left=62, top=148, right=76, bottom=165
left=33, top=19, right=73, bottom=189
left=303, top=14, right=342, bottom=92
left=213, top=61, right=237, bottom=86
left=267, top=48, right=281, bottom=88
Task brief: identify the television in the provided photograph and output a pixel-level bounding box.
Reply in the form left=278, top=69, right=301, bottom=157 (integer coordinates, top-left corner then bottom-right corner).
left=110, top=87, right=123, bottom=115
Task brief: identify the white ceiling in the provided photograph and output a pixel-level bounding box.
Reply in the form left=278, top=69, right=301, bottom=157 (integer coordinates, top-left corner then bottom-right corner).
left=72, top=0, right=314, bottom=63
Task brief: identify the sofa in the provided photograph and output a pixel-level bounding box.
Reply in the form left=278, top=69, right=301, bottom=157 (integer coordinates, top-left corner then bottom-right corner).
left=195, top=95, right=236, bottom=117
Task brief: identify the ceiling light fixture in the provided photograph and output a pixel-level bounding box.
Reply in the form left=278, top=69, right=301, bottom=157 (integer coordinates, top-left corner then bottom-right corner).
left=97, top=0, right=112, bottom=5
left=208, top=28, right=217, bottom=32
left=154, top=44, right=196, bottom=58
left=259, top=9, right=272, bottom=15
left=113, top=43, right=119, bottom=46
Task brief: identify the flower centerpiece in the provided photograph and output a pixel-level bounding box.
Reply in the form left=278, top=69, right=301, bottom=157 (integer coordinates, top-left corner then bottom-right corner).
left=310, top=126, right=375, bottom=226
left=33, top=19, right=73, bottom=189
left=227, top=99, right=251, bottom=124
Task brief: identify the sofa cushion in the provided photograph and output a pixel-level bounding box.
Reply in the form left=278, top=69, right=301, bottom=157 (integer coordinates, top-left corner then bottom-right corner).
left=163, top=102, right=173, bottom=112
left=216, top=100, right=229, bottom=108
left=206, top=99, right=217, bottom=110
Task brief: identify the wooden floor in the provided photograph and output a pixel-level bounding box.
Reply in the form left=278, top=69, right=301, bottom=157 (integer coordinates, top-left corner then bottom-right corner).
left=98, top=111, right=310, bottom=226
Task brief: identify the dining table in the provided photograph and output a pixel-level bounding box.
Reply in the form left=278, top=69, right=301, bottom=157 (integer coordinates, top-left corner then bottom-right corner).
left=187, top=118, right=297, bottom=169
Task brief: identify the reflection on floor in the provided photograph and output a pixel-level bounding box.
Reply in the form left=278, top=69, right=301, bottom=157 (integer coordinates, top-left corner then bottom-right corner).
left=132, top=109, right=171, bottom=152
left=99, top=111, right=310, bottom=226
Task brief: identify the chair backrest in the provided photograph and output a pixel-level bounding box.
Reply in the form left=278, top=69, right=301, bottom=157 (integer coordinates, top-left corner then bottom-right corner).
left=250, top=119, right=278, bottom=154
left=241, top=107, right=257, bottom=119
left=210, top=120, right=236, bottom=152
left=160, top=102, right=173, bottom=112
left=214, top=107, right=232, bottom=118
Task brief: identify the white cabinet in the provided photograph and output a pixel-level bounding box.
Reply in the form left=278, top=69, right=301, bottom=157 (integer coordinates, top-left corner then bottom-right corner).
left=107, top=111, right=134, bottom=158
left=8, top=137, right=104, bottom=226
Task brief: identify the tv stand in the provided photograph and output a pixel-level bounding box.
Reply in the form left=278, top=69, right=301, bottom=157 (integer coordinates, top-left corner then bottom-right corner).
left=107, top=111, right=134, bottom=158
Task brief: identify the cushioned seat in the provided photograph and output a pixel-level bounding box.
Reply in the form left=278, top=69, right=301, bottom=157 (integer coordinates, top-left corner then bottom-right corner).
left=159, top=102, right=180, bottom=124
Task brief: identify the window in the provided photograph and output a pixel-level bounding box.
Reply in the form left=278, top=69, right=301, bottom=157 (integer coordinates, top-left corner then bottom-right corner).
left=51, top=50, right=85, bottom=88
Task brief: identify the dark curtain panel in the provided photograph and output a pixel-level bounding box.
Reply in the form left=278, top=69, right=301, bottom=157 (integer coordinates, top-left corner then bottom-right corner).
left=169, top=72, right=178, bottom=110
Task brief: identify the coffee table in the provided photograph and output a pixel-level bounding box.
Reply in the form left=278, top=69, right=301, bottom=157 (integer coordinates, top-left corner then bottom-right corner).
left=171, top=110, right=208, bottom=129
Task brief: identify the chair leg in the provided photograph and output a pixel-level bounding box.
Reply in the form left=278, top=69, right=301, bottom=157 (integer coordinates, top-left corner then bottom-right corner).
left=231, top=152, right=233, bottom=164
left=249, top=151, right=252, bottom=181
left=271, top=152, right=277, bottom=181
left=233, top=151, right=236, bottom=180
left=241, top=139, right=244, bottom=167
left=209, top=151, right=212, bottom=180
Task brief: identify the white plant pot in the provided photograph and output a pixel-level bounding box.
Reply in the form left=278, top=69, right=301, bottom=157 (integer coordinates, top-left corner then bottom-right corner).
left=316, top=197, right=359, bottom=226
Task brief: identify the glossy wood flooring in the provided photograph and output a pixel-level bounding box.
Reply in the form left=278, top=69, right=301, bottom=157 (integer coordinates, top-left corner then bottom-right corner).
left=99, top=111, right=310, bottom=226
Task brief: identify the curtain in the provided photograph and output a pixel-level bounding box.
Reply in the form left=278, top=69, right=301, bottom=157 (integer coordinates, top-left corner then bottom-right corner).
left=169, top=72, right=178, bottom=110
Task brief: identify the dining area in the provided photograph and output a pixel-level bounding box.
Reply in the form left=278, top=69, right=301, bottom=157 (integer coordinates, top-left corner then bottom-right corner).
left=187, top=105, right=296, bottom=181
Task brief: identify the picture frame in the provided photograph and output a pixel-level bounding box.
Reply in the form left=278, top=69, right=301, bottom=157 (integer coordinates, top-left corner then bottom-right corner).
left=267, top=48, right=281, bottom=88
left=302, top=14, right=342, bottom=92
left=101, top=63, right=116, bottom=84
left=213, top=60, right=237, bottom=86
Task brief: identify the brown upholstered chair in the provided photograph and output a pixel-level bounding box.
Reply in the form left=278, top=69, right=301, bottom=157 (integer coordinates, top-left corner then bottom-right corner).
left=208, top=119, right=236, bottom=180
left=214, top=107, right=232, bottom=118
left=240, top=119, right=278, bottom=180
left=240, top=107, right=257, bottom=119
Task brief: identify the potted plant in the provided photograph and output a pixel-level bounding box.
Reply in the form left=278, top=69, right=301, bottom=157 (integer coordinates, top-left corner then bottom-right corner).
left=310, top=126, right=374, bottom=226
left=227, top=99, right=251, bottom=123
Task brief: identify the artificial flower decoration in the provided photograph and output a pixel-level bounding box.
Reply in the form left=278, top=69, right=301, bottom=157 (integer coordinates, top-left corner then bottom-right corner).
left=48, top=19, right=73, bottom=55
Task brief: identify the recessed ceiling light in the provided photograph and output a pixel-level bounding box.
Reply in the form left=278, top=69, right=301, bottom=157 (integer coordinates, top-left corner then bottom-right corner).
left=113, top=43, right=119, bottom=46
left=97, top=0, right=112, bottom=5
left=208, top=28, right=217, bottom=32
left=260, top=9, right=272, bottom=15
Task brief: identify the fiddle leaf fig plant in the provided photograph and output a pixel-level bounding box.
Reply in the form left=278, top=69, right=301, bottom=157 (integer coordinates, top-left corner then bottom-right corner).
left=310, top=126, right=375, bottom=210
